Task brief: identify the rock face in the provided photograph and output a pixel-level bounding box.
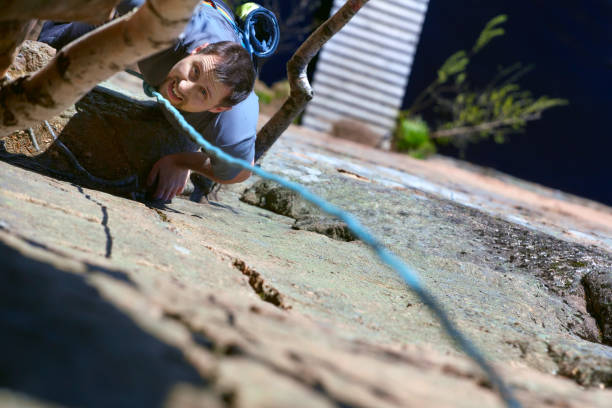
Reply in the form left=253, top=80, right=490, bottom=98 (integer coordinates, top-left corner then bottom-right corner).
left=331, top=119, right=385, bottom=148
left=583, top=270, right=612, bottom=345
left=240, top=180, right=356, bottom=241
left=241, top=180, right=320, bottom=219
left=2, top=158, right=612, bottom=408
left=1, top=41, right=612, bottom=408
left=4, top=39, right=55, bottom=79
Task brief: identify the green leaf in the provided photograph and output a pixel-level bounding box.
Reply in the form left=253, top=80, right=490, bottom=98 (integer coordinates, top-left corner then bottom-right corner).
left=395, top=118, right=433, bottom=157
left=523, top=97, right=569, bottom=114
left=438, top=70, right=447, bottom=83
left=493, top=133, right=505, bottom=143
left=501, top=96, right=514, bottom=116
left=473, top=14, right=507, bottom=53
left=255, top=90, right=273, bottom=104
left=437, top=51, right=469, bottom=84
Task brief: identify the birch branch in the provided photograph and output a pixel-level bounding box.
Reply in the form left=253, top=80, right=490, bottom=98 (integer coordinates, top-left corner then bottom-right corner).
left=0, top=0, right=120, bottom=25
left=0, top=0, right=200, bottom=137
left=255, top=0, right=370, bottom=161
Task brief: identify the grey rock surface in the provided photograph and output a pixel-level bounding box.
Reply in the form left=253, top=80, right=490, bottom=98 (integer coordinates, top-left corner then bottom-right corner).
left=1, top=41, right=612, bottom=408
left=1, top=157, right=611, bottom=408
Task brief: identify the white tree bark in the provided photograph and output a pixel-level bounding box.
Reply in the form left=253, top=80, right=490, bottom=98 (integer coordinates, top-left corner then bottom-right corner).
left=0, top=0, right=200, bottom=137
left=0, top=0, right=120, bottom=24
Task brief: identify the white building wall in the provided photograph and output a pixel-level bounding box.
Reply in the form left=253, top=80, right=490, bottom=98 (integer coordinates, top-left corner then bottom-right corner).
left=302, top=0, right=430, bottom=139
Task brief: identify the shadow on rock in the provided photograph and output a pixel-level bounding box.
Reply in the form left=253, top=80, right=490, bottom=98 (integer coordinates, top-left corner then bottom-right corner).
left=0, top=240, right=207, bottom=408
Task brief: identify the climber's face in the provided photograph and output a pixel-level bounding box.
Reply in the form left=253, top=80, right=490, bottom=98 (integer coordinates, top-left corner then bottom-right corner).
left=159, top=46, right=231, bottom=113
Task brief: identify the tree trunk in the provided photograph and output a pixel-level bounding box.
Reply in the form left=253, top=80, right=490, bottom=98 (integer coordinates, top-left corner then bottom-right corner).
left=254, top=0, right=371, bottom=161
left=0, top=0, right=120, bottom=24
left=0, top=0, right=200, bottom=137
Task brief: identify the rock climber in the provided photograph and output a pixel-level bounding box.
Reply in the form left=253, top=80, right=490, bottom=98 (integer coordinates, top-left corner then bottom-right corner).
left=39, top=0, right=264, bottom=201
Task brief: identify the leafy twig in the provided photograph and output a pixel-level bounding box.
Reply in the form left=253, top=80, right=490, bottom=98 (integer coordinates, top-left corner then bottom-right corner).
left=398, top=14, right=568, bottom=153
left=430, top=114, right=540, bottom=139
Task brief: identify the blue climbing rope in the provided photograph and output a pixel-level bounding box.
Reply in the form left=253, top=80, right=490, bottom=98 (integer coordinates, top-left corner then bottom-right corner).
left=139, top=78, right=521, bottom=407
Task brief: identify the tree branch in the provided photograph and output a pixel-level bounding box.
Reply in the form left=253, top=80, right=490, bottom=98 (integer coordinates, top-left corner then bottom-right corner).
left=0, top=0, right=120, bottom=25
left=430, top=114, right=541, bottom=139
left=0, top=0, right=200, bottom=137
left=255, top=0, right=370, bottom=161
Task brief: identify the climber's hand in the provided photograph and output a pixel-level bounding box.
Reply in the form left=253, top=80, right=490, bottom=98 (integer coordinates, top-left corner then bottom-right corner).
left=147, top=154, right=191, bottom=202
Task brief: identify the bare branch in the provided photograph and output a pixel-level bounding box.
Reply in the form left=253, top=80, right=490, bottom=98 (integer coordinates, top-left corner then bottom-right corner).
left=0, top=0, right=201, bottom=137
left=255, top=0, right=371, bottom=160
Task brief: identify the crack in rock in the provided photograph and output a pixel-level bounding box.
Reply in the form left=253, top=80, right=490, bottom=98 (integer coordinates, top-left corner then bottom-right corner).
left=154, top=208, right=170, bottom=223
left=582, top=270, right=612, bottom=345
left=161, top=308, right=375, bottom=408
left=75, top=185, right=112, bottom=258
left=232, top=259, right=290, bottom=310
left=547, top=342, right=612, bottom=387
left=292, top=215, right=357, bottom=242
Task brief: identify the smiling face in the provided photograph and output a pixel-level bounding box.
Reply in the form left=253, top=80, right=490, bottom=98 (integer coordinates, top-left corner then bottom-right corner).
left=159, top=51, right=232, bottom=113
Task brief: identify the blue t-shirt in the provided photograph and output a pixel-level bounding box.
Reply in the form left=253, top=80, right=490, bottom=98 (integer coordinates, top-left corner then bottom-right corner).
left=39, top=0, right=258, bottom=181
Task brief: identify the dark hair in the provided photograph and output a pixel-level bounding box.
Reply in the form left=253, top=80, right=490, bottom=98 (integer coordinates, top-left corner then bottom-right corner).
left=197, top=41, right=255, bottom=107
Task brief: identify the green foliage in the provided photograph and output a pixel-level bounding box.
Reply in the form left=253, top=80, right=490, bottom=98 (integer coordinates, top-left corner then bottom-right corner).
left=437, top=51, right=469, bottom=84
left=394, top=117, right=436, bottom=158
left=255, top=80, right=289, bottom=105
left=443, top=86, right=568, bottom=147
left=473, top=14, right=507, bottom=53
left=256, top=89, right=273, bottom=104
left=396, top=14, right=568, bottom=157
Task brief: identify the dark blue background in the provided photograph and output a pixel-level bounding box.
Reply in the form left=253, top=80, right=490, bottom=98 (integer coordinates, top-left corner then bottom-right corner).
left=258, top=0, right=612, bottom=205
left=258, top=0, right=333, bottom=85
left=404, top=0, right=612, bottom=205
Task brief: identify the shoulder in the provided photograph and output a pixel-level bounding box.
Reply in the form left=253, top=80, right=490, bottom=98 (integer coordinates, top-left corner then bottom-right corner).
left=213, top=92, right=260, bottom=145
left=182, top=3, right=240, bottom=52
left=208, top=93, right=259, bottom=179
left=219, top=92, right=260, bottom=125
left=181, top=92, right=258, bottom=154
